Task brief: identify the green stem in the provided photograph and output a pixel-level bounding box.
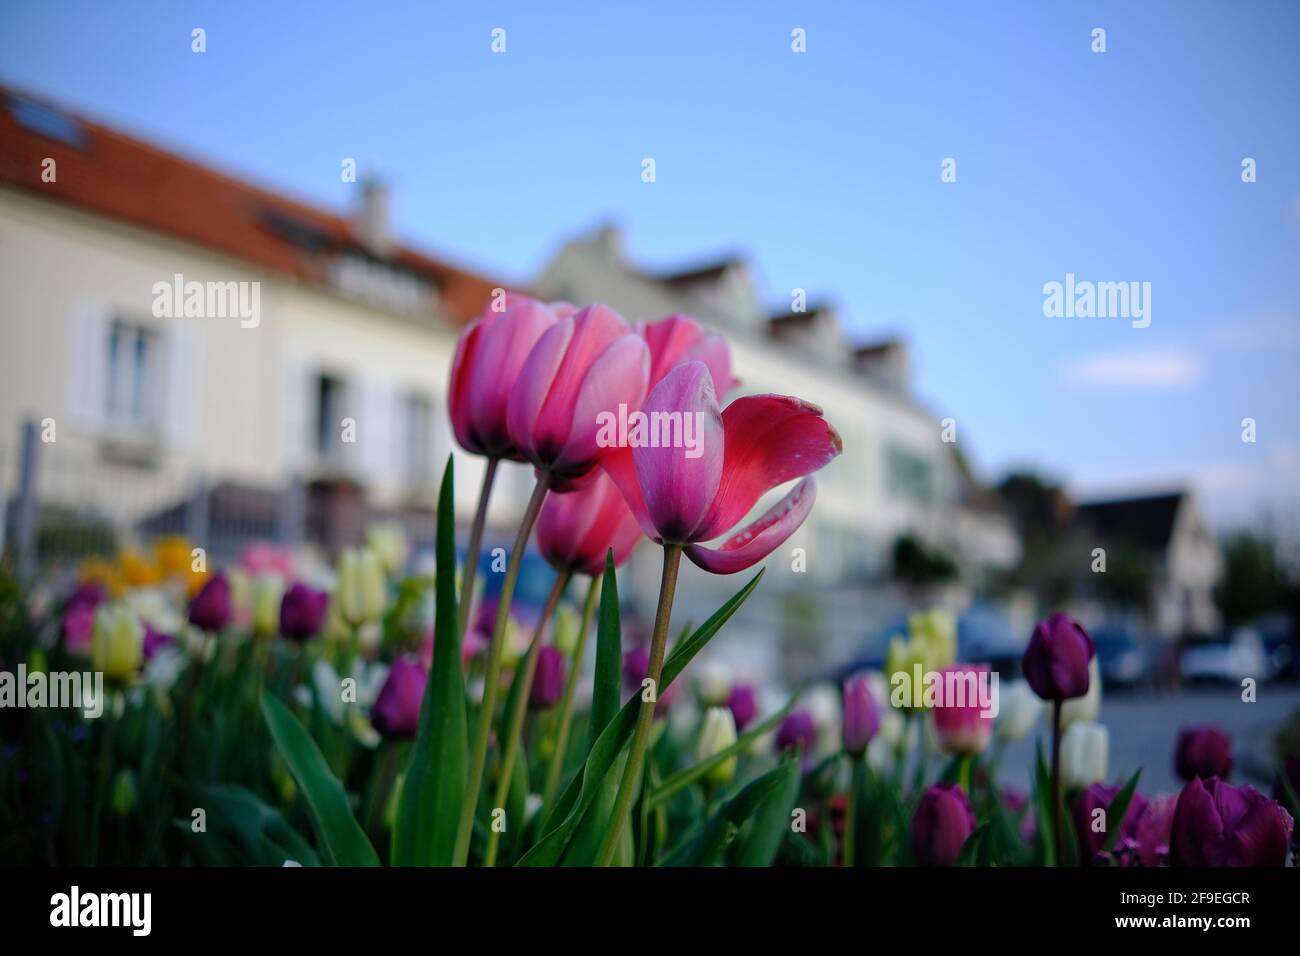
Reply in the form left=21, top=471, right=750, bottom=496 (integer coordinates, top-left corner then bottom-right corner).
left=540, top=573, right=600, bottom=816
left=483, top=570, right=570, bottom=866
left=844, top=753, right=862, bottom=867
left=459, top=456, right=499, bottom=637
left=88, top=691, right=118, bottom=865
left=596, top=544, right=682, bottom=866
left=1051, top=700, right=1063, bottom=868
left=452, top=471, right=551, bottom=866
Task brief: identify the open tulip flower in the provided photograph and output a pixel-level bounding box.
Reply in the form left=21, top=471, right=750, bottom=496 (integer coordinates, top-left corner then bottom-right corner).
left=1170, top=777, right=1293, bottom=867
left=639, top=313, right=739, bottom=395
left=603, top=360, right=841, bottom=574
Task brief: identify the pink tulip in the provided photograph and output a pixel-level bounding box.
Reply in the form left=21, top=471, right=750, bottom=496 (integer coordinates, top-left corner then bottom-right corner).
left=449, top=294, right=571, bottom=461
left=506, top=304, right=650, bottom=488
left=639, top=314, right=739, bottom=395
left=602, top=361, right=841, bottom=573
left=536, top=471, right=644, bottom=577
left=931, top=664, right=995, bottom=755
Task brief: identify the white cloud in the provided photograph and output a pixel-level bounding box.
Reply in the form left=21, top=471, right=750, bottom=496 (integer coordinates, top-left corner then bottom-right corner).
left=1061, top=349, right=1202, bottom=389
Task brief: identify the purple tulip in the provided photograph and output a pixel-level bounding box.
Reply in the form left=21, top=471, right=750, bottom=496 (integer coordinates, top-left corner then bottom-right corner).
left=371, top=655, right=427, bottom=739
left=68, top=582, right=107, bottom=611
left=911, top=784, right=976, bottom=867
left=1073, top=783, right=1150, bottom=865
left=142, top=623, right=174, bottom=660
left=726, top=684, right=758, bottom=732
left=529, top=645, right=565, bottom=709
left=775, top=709, right=817, bottom=755
left=188, top=572, right=232, bottom=632
left=841, top=675, right=879, bottom=757
left=1170, top=776, right=1293, bottom=867
left=279, top=582, right=329, bottom=641
left=62, top=602, right=97, bottom=656
left=1174, top=726, right=1233, bottom=782
left=1022, top=612, right=1095, bottom=702
left=1134, top=793, right=1177, bottom=867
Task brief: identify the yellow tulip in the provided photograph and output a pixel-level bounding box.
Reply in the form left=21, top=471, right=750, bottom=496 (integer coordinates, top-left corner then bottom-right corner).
left=252, top=574, right=285, bottom=637
left=91, top=604, right=144, bottom=683
left=337, top=547, right=385, bottom=626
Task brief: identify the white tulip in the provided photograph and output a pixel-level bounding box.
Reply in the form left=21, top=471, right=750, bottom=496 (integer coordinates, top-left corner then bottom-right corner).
left=1059, top=658, right=1102, bottom=726
left=995, top=679, right=1043, bottom=743
left=1060, top=720, right=1109, bottom=788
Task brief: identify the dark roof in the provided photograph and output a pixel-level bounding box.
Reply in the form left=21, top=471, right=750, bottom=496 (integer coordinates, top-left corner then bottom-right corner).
left=0, top=85, right=504, bottom=325
left=1074, top=492, right=1186, bottom=550
left=854, top=338, right=906, bottom=360
left=654, top=257, right=744, bottom=286
left=768, top=305, right=834, bottom=331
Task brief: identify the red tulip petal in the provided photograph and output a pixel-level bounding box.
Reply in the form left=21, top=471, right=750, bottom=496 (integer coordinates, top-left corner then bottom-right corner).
left=449, top=317, right=484, bottom=452
left=685, top=477, right=816, bottom=574
left=697, top=395, right=841, bottom=542
left=600, top=445, right=660, bottom=541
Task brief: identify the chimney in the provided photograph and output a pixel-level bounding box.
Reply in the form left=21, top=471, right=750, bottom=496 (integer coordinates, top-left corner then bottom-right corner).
left=853, top=338, right=910, bottom=391
left=591, top=221, right=623, bottom=261
left=355, top=178, right=392, bottom=256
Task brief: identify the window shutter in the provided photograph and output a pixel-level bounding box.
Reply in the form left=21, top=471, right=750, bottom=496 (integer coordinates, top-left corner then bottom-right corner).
left=163, top=326, right=198, bottom=445
left=281, top=360, right=313, bottom=471
left=65, top=302, right=109, bottom=428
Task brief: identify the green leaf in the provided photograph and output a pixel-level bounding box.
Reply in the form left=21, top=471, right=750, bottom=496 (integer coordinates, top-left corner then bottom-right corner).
left=392, top=455, right=468, bottom=865
left=658, top=760, right=798, bottom=866
left=734, top=751, right=804, bottom=866
left=588, top=551, right=622, bottom=749
left=260, top=694, right=379, bottom=866
left=518, top=568, right=764, bottom=866
left=648, top=687, right=801, bottom=808
left=1099, top=769, right=1142, bottom=856
left=1034, top=740, right=1056, bottom=867
left=955, top=822, right=991, bottom=867
left=196, top=784, right=321, bottom=867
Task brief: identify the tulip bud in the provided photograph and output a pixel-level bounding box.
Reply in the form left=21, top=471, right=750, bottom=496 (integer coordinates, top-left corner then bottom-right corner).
left=111, top=768, right=138, bottom=817
left=365, top=522, right=409, bottom=575
left=697, top=706, right=738, bottom=787
left=995, top=679, right=1042, bottom=743
left=251, top=574, right=285, bottom=637
left=279, top=581, right=329, bottom=642
left=187, top=572, right=232, bottom=632
left=142, top=622, right=174, bottom=660
left=1170, top=777, right=1293, bottom=866
left=529, top=645, right=566, bottom=709
left=1060, top=720, right=1109, bottom=789
left=775, top=709, right=817, bottom=755
left=550, top=602, right=581, bottom=656
left=841, top=675, right=879, bottom=757
left=337, top=547, right=386, bottom=627
left=726, top=683, right=759, bottom=732
left=1022, top=612, right=1095, bottom=702
left=91, top=603, right=144, bottom=683
left=931, top=664, right=994, bottom=756
left=1174, top=726, right=1233, bottom=782
left=371, top=655, right=427, bottom=739
left=911, top=784, right=976, bottom=867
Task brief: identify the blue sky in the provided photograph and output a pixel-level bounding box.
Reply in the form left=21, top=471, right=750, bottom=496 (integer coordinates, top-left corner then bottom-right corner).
left=3, top=0, right=1297, bottom=526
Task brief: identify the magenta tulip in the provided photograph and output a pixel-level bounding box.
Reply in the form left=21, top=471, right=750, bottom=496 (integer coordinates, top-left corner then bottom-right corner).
left=449, top=294, right=570, bottom=461
left=1134, top=793, right=1177, bottom=866
left=775, top=709, right=817, bottom=755
left=640, top=313, right=738, bottom=395
left=371, top=655, right=428, bottom=739
left=62, top=603, right=97, bottom=656
left=188, top=572, right=232, bottom=632
left=602, top=361, right=841, bottom=574
left=1022, top=612, right=1095, bottom=702
left=536, top=471, right=643, bottom=577
left=1174, top=725, right=1233, bottom=782
left=931, top=663, right=994, bottom=755
left=1170, top=776, right=1293, bottom=867
left=1073, top=783, right=1150, bottom=865
left=529, top=645, right=566, bottom=709
left=279, top=582, right=329, bottom=641
left=841, top=675, right=880, bottom=757
left=911, top=784, right=976, bottom=867
left=506, top=303, right=650, bottom=488
left=726, top=683, right=759, bottom=732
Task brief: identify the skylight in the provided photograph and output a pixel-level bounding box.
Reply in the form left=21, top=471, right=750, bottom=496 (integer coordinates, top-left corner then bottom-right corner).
left=6, top=96, right=86, bottom=148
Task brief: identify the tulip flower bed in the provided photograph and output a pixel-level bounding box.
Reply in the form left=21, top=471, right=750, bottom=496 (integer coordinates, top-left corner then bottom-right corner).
left=1, top=298, right=1297, bottom=868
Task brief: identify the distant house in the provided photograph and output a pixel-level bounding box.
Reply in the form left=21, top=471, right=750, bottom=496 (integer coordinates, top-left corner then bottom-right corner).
left=0, top=84, right=530, bottom=560
left=1075, top=491, right=1222, bottom=639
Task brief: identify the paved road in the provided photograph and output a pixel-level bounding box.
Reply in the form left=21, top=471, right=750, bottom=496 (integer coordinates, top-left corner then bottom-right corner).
left=996, top=683, right=1300, bottom=796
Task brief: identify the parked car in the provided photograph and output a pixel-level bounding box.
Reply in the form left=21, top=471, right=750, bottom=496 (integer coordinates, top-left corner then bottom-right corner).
left=1180, top=629, right=1273, bottom=684
left=1091, top=624, right=1153, bottom=689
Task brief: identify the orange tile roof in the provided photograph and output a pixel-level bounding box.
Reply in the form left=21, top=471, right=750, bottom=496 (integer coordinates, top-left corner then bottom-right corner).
left=0, top=85, right=506, bottom=325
